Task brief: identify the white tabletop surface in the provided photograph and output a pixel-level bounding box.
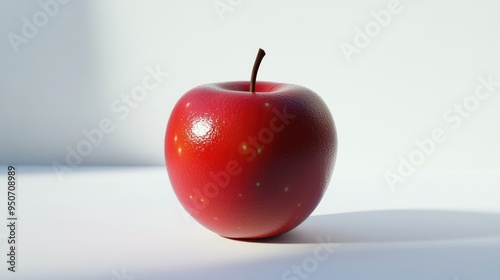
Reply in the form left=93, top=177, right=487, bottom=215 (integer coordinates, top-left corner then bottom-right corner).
left=0, top=166, right=499, bottom=280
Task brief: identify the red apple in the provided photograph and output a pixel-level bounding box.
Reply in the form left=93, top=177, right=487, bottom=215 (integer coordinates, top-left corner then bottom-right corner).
left=165, top=49, right=337, bottom=239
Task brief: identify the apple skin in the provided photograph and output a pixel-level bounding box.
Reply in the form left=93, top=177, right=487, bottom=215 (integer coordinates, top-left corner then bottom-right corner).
left=165, top=81, right=337, bottom=239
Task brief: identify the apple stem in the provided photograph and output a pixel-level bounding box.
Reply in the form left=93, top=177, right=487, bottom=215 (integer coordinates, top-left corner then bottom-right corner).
left=250, top=48, right=266, bottom=93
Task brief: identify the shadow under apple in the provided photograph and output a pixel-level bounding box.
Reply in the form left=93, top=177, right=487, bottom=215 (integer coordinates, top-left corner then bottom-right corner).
left=147, top=209, right=500, bottom=280
left=251, top=209, right=500, bottom=244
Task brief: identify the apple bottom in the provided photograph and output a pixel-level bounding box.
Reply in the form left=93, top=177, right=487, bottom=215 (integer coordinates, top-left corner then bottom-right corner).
left=175, top=150, right=331, bottom=239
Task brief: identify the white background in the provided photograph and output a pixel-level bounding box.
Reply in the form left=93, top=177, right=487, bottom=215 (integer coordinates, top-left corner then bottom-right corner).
left=1, top=0, right=500, bottom=171
left=0, top=0, right=500, bottom=279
